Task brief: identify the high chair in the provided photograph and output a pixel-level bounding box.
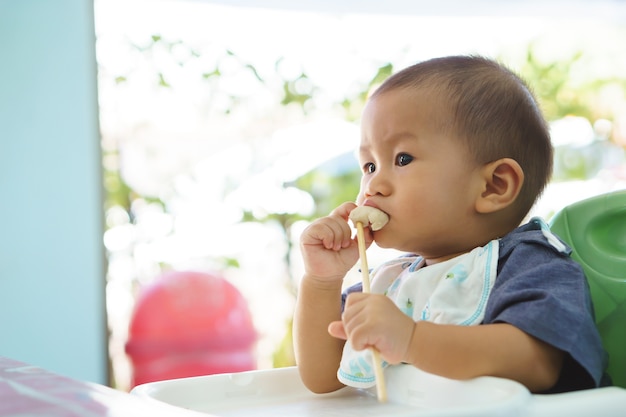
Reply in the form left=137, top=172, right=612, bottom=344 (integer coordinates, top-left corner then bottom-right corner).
left=130, top=190, right=626, bottom=416
left=549, top=190, right=626, bottom=388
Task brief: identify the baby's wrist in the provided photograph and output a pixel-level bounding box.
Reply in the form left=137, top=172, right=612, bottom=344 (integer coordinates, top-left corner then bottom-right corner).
left=403, top=321, right=421, bottom=366
left=301, top=273, right=345, bottom=292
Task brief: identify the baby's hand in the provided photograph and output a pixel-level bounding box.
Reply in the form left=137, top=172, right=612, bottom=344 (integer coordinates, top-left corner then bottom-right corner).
left=300, top=202, right=373, bottom=283
left=328, top=293, right=416, bottom=365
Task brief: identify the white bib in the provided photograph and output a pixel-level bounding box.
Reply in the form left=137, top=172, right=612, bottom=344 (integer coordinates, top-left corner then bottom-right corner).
left=338, top=239, right=499, bottom=388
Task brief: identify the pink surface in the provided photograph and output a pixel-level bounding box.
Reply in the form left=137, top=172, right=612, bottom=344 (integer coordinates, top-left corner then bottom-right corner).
left=0, top=356, right=198, bottom=416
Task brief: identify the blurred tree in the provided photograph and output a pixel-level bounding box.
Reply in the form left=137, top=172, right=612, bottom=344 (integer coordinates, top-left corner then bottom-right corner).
left=519, top=47, right=626, bottom=123
left=102, top=34, right=626, bottom=372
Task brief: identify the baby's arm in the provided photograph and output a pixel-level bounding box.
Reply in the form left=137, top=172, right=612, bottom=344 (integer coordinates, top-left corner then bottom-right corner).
left=293, top=202, right=374, bottom=393
left=405, top=321, right=564, bottom=392
left=329, top=294, right=564, bottom=392
left=293, top=275, right=346, bottom=393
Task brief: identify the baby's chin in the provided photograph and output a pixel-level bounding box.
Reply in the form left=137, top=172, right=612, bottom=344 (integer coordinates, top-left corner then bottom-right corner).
left=374, top=234, right=419, bottom=253
left=370, top=230, right=392, bottom=248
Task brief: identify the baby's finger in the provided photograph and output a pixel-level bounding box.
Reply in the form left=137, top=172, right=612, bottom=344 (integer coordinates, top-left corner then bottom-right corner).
left=330, top=201, right=358, bottom=221
left=301, top=219, right=340, bottom=250
left=323, top=216, right=354, bottom=251
left=328, top=320, right=347, bottom=340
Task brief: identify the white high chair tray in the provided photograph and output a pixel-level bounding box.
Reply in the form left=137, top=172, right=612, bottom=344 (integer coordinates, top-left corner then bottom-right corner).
left=131, top=366, right=626, bottom=417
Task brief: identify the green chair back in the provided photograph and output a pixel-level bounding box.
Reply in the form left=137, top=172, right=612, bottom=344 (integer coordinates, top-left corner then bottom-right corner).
left=549, top=190, right=626, bottom=388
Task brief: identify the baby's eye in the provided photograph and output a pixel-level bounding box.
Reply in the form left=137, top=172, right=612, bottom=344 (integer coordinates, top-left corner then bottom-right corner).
left=396, top=153, right=414, bottom=166
left=363, top=162, right=376, bottom=174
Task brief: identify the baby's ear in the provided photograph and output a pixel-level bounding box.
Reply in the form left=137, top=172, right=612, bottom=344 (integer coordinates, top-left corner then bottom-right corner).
left=475, top=158, right=524, bottom=214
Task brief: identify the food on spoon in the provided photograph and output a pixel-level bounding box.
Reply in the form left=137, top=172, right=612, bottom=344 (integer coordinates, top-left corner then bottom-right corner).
left=349, top=206, right=389, bottom=231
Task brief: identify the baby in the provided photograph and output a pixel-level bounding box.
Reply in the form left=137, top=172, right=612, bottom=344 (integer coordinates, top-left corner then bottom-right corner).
left=293, top=55, right=608, bottom=394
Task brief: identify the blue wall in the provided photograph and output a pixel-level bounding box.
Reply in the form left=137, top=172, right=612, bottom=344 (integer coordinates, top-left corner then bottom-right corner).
left=0, top=0, right=107, bottom=384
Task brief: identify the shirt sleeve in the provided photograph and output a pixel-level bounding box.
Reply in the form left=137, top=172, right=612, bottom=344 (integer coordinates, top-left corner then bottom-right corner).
left=484, top=236, right=608, bottom=393
left=341, top=282, right=363, bottom=312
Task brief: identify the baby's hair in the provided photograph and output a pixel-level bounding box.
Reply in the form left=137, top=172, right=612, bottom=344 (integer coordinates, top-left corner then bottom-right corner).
left=371, top=55, right=553, bottom=221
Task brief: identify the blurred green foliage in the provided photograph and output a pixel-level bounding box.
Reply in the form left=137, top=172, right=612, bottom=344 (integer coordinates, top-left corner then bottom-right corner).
left=103, top=34, right=625, bottom=369
left=519, top=49, right=619, bottom=122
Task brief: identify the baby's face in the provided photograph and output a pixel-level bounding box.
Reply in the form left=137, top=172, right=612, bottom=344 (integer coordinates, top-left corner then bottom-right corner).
left=357, top=88, right=484, bottom=261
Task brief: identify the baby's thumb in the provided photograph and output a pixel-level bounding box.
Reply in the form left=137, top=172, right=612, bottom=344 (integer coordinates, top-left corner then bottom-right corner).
left=328, top=320, right=347, bottom=340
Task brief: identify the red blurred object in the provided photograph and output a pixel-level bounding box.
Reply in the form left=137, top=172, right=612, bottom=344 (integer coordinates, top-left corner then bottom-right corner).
left=125, top=270, right=256, bottom=388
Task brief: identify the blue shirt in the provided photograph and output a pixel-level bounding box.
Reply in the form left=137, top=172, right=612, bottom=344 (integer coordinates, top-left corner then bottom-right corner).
left=342, top=220, right=609, bottom=393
